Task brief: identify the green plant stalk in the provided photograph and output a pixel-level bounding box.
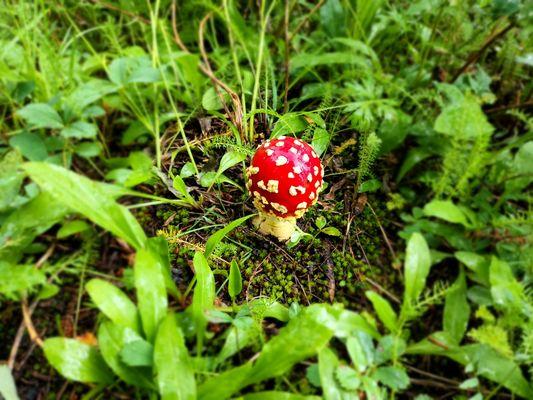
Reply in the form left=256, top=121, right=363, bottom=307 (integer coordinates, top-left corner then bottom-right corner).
left=248, top=1, right=276, bottom=142
left=223, top=0, right=248, bottom=142
left=148, top=0, right=162, bottom=169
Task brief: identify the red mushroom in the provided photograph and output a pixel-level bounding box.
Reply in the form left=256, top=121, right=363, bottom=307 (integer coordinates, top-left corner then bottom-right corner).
left=246, top=136, right=324, bottom=241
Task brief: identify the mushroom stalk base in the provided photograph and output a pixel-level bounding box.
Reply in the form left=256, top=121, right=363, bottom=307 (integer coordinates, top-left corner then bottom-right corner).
left=253, top=214, right=296, bottom=241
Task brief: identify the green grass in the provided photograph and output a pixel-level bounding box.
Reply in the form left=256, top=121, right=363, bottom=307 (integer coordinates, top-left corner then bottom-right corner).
left=1, top=0, right=532, bottom=399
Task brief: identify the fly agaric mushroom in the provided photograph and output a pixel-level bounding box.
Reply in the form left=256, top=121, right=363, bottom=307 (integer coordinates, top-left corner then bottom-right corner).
left=246, top=136, right=324, bottom=241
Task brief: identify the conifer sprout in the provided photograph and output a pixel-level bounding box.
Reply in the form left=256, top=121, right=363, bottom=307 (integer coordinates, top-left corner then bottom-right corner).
left=246, top=136, right=324, bottom=241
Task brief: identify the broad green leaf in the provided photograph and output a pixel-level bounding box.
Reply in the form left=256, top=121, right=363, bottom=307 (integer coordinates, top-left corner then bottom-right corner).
left=249, top=299, right=289, bottom=322
left=134, top=249, right=168, bottom=342
left=374, top=335, right=406, bottom=365
left=377, top=111, right=411, bottom=154
left=146, top=237, right=181, bottom=299
left=60, top=121, right=97, bottom=139
left=365, top=291, right=398, bottom=333
left=354, top=0, right=385, bottom=37
left=346, top=331, right=374, bottom=372
left=173, top=175, right=196, bottom=204
left=443, top=269, right=470, bottom=343
left=199, top=305, right=337, bottom=400
left=322, top=226, right=342, bottom=237
left=403, top=233, right=431, bottom=308
left=119, top=339, right=153, bottom=367
left=57, top=220, right=91, bottom=238
left=316, top=216, right=327, bottom=229
left=198, top=364, right=253, bottom=400
left=0, top=365, right=19, bottom=400
left=335, top=366, right=361, bottom=391
left=311, top=127, right=330, bottom=156
left=291, top=52, right=370, bottom=70
left=218, top=151, right=247, bottom=174
left=17, top=103, right=63, bottom=129
left=396, top=148, right=432, bottom=182
left=86, top=278, right=140, bottom=332
left=204, top=214, right=255, bottom=257
left=180, top=162, right=196, bottom=178
left=423, top=200, right=469, bottom=227
left=454, top=251, right=489, bottom=285
left=228, top=260, right=243, bottom=300
left=23, top=162, right=147, bottom=250
left=245, top=304, right=336, bottom=386
left=462, top=344, right=533, bottom=398
left=8, top=132, right=48, bottom=161
left=271, top=113, right=308, bottom=138
left=373, top=366, right=410, bottom=391
left=408, top=338, right=532, bottom=397
left=332, top=309, right=380, bottom=339
left=202, top=86, right=225, bottom=111
left=489, top=256, right=524, bottom=311
left=98, top=322, right=154, bottom=388
left=43, top=338, right=113, bottom=384
left=154, top=314, right=196, bottom=400
left=0, top=192, right=67, bottom=264
left=318, top=348, right=343, bottom=400
left=242, top=392, right=321, bottom=400
left=108, top=56, right=160, bottom=85
left=0, top=262, right=45, bottom=300
left=358, top=179, right=381, bottom=193
left=192, top=252, right=215, bottom=334
left=434, top=93, right=493, bottom=139
left=0, top=151, right=23, bottom=211
left=206, top=151, right=248, bottom=190
left=216, top=317, right=257, bottom=363
left=320, top=0, right=346, bottom=37
left=66, top=79, right=117, bottom=110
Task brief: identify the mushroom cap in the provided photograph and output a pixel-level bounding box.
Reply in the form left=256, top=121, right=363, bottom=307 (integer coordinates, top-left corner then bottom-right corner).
left=246, top=136, right=324, bottom=218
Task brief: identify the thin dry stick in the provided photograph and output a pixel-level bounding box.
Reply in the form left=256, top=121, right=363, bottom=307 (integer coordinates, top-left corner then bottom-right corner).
left=170, top=0, right=189, bottom=52
left=7, top=244, right=55, bottom=368
left=88, top=0, right=150, bottom=24
left=367, top=203, right=397, bottom=260
left=22, top=299, right=43, bottom=347
left=487, top=100, right=533, bottom=114
left=288, top=0, right=326, bottom=41
left=171, top=1, right=244, bottom=138
left=7, top=302, right=38, bottom=369
left=450, top=22, right=514, bottom=82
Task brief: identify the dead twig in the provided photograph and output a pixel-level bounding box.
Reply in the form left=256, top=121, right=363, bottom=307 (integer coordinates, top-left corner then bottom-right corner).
left=171, top=0, right=189, bottom=52
left=367, top=203, right=397, bottom=260
left=486, top=100, right=533, bottom=114
left=198, top=13, right=244, bottom=138
left=21, top=299, right=43, bottom=347
left=450, top=22, right=514, bottom=83
left=288, top=0, right=326, bottom=41
left=88, top=0, right=150, bottom=24
left=171, top=1, right=244, bottom=139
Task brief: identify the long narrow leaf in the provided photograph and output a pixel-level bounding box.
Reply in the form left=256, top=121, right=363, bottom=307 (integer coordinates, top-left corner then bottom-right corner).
left=98, top=322, right=154, bottom=389
left=204, top=214, right=255, bottom=257
left=23, top=162, right=147, bottom=250
left=86, top=279, right=140, bottom=333
left=43, top=338, right=113, bottom=384
left=0, top=365, right=19, bottom=400
left=192, top=252, right=215, bottom=335
left=154, top=314, right=196, bottom=400
left=402, top=233, right=431, bottom=309
left=134, top=249, right=168, bottom=342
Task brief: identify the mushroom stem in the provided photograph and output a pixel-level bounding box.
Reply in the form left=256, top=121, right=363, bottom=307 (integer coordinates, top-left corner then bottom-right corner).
left=253, top=213, right=296, bottom=241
